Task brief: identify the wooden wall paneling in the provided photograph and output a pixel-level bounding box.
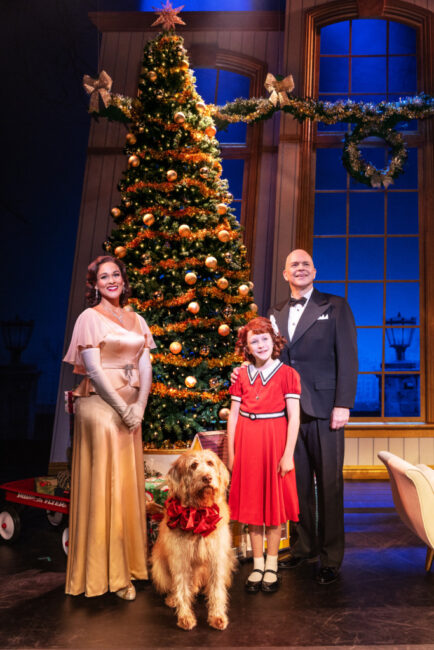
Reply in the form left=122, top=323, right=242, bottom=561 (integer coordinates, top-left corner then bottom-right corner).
left=404, top=437, right=421, bottom=463
left=358, top=437, right=374, bottom=464
left=344, top=436, right=359, bottom=464
left=217, top=31, right=231, bottom=49
left=241, top=31, right=255, bottom=56
left=373, top=437, right=388, bottom=464
left=389, top=437, right=405, bottom=458
left=419, top=437, right=434, bottom=464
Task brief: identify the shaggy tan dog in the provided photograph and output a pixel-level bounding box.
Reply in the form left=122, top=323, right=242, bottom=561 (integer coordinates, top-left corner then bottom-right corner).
left=151, top=449, right=235, bottom=631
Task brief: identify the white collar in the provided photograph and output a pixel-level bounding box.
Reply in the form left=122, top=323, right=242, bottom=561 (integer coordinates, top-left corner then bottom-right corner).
left=247, top=359, right=282, bottom=385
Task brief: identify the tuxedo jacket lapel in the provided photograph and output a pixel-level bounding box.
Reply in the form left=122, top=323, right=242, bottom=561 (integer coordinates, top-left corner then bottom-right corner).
left=274, top=301, right=290, bottom=339
left=290, top=289, right=330, bottom=346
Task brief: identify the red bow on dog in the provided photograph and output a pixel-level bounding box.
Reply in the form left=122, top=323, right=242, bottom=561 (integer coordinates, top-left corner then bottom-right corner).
left=165, top=497, right=221, bottom=537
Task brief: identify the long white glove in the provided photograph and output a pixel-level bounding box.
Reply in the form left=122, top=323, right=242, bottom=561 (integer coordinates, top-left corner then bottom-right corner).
left=81, top=347, right=137, bottom=429
left=123, top=348, right=153, bottom=430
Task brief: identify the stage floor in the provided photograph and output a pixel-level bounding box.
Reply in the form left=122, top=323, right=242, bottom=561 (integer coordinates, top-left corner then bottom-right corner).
left=1, top=482, right=434, bottom=649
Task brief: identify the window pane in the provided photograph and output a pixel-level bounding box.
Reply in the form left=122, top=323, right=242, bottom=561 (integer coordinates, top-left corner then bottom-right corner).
left=353, top=375, right=381, bottom=416
left=352, top=57, right=387, bottom=93
left=385, top=328, right=420, bottom=370
left=388, top=57, right=417, bottom=94
left=313, top=239, right=346, bottom=280
left=352, top=19, right=387, bottom=55
left=389, top=22, right=416, bottom=55
left=391, top=148, right=417, bottom=190
left=386, top=282, right=419, bottom=325
left=217, top=70, right=250, bottom=104
left=231, top=201, right=241, bottom=222
left=315, top=149, right=347, bottom=189
left=218, top=123, right=247, bottom=144
left=314, top=282, right=346, bottom=297
left=357, top=329, right=383, bottom=371
left=349, top=193, right=384, bottom=234
left=319, top=57, right=349, bottom=93
left=221, top=159, right=244, bottom=199
left=314, top=193, right=346, bottom=234
left=387, top=193, right=418, bottom=234
left=384, top=375, right=420, bottom=416
left=348, top=239, right=384, bottom=280
left=349, top=148, right=386, bottom=189
left=320, top=21, right=349, bottom=55
left=386, top=237, right=419, bottom=280
left=348, top=283, right=383, bottom=326
left=194, top=68, right=217, bottom=103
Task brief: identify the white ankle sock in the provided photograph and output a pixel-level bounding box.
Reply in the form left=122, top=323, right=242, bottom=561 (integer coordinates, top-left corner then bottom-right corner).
left=248, top=556, right=265, bottom=582
left=264, top=554, right=278, bottom=583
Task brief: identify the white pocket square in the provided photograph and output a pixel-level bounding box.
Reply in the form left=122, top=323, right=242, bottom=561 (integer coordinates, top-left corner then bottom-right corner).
left=317, top=314, right=329, bottom=320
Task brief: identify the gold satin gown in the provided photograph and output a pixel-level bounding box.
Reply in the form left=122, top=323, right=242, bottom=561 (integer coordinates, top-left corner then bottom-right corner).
left=63, top=308, right=155, bottom=597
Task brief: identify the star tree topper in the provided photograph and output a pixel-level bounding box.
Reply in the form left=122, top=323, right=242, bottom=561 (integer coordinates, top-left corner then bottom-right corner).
left=152, top=1, right=186, bottom=31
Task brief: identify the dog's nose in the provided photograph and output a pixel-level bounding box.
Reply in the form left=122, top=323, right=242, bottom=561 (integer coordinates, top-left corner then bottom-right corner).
left=202, top=475, right=212, bottom=484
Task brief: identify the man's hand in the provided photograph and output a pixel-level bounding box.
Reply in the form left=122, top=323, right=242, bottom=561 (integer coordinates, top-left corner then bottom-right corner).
left=330, top=407, right=350, bottom=430
left=230, top=365, right=241, bottom=385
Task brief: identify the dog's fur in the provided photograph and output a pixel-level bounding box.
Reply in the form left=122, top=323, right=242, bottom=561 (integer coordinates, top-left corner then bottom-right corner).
left=151, top=449, right=235, bottom=630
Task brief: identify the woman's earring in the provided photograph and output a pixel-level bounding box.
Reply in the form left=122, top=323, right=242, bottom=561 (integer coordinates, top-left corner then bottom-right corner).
left=121, top=285, right=125, bottom=295
left=95, top=287, right=99, bottom=301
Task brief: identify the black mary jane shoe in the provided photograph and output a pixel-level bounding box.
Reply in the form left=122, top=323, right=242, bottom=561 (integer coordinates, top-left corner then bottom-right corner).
left=245, top=569, right=264, bottom=593
left=261, top=569, right=281, bottom=593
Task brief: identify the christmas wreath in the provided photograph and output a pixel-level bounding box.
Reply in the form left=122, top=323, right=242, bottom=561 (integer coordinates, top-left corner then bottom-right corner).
left=342, top=123, right=408, bottom=189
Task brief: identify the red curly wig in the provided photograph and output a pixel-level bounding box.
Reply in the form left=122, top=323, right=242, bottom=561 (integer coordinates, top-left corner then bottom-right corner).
left=235, top=317, right=286, bottom=364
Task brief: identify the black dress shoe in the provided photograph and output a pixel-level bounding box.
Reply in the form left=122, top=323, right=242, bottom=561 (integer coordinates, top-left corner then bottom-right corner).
left=316, top=566, right=339, bottom=585
left=278, top=554, right=307, bottom=570
left=245, top=569, right=264, bottom=593
left=261, top=569, right=281, bottom=593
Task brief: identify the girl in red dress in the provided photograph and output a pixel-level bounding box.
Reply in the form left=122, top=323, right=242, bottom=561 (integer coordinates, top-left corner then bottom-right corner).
left=227, top=317, right=300, bottom=593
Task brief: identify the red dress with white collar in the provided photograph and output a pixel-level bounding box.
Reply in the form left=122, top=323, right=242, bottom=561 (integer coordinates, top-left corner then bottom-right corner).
left=228, top=361, right=301, bottom=527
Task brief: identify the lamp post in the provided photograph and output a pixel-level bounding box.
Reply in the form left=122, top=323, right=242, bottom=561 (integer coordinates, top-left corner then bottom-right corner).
left=1, top=317, right=34, bottom=365
left=385, top=312, right=416, bottom=363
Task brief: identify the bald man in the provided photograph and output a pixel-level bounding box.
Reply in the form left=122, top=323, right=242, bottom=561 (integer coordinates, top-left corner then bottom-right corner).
left=269, top=250, right=358, bottom=584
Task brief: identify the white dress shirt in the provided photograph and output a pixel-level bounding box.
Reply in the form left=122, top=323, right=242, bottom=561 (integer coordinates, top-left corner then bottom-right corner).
left=287, top=288, right=313, bottom=341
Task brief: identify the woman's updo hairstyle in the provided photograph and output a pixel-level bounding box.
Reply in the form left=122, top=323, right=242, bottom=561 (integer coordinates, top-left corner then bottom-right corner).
left=85, top=255, right=131, bottom=307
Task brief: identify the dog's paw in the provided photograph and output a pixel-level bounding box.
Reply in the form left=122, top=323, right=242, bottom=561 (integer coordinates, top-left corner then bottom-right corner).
left=165, top=594, right=176, bottom=608
left=208, top=613, right=228, bottom=630
left=177, top=614, right=197, bottom=630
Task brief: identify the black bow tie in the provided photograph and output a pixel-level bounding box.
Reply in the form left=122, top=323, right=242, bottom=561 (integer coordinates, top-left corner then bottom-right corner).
left=289, top=296, right=307, bottom=307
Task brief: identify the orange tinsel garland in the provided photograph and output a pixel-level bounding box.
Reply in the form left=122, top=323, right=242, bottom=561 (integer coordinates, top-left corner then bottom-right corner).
left=151, top=382, right=227, bottom=403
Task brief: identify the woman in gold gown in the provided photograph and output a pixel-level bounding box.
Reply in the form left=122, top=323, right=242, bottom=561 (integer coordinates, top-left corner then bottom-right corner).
left=63, top=255, right=155, bottom=599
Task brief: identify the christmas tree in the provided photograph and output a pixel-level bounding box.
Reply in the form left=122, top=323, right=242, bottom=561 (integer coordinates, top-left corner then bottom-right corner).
left=105, top=6, right=255, bottom=447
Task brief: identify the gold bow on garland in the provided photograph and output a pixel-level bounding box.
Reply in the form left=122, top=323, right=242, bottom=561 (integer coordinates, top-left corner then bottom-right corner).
left=264, top=73, right=294, bottom=107
left=83, top=70, right=113, bottom=113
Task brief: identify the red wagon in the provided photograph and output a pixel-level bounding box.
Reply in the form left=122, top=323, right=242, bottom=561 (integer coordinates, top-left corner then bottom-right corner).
left=0, top=478, right=70, bottom=554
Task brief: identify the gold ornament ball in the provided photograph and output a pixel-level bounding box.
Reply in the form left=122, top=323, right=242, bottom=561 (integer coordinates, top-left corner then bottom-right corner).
left=195, top=101, right=206, bottom=112
left=217, top=203, right=228, bottom=215
left=187, top=301, right=200, bottom=315
left=142, top=213, right=155, bottom=226
left=178, top=224, right=191, bottom=237
left=167, top=170, right=177, bottom=181
left=199, top=167, right=209, bottom=178
left=169, top=341, right=182, bottom=355
left=205, top=125, right=217, bottom=138
left=205, top=256, right=218, bottom=269
left=217, top=229, right=230, bottom=243
left=216, top=277, right=229, bottom=290
left=128, top=154, right=140, bottom=168
left=185, top=272, right=197, bottom=285
left=218, top=324, right=230, bottom=337
left=147, top=70, right=157, bottom=82
left=249, top=303, right=258, bottom=312
left=185, top=376, right=197, bottom=388
left=174, top=111, right=185, bottom=124
left=238, top=284, right=250, bottom=296
left=111, top=207, right=121, bottom=218
left=126, top=133, right=137, bottom=145
left=219, top=407, right=230, bottom=421
left=114, top=246, right=127, bottom=259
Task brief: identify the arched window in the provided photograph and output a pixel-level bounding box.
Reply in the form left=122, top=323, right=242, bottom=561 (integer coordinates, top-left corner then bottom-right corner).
left=188, top=46, right=267, bottom=262
left=298, top=3, right=433, bottom=429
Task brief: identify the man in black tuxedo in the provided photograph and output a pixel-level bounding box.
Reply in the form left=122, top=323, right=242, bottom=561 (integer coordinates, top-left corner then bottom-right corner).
left=270, top=249, right=358, bottom=585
